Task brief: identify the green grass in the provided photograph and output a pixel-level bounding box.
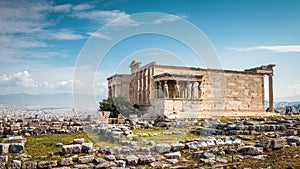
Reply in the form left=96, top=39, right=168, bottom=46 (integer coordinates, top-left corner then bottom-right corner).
left=132, top=128, right=199, bottom=143
left=25, top=131, right=120, bottom=160
left=85, top=131, right=120, bottom=148
left=25, top=132, right=93, bottom=160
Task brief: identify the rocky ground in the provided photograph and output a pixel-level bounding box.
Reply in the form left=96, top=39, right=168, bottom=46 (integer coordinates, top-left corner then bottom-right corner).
left=2, top=116, right=300, bottom=168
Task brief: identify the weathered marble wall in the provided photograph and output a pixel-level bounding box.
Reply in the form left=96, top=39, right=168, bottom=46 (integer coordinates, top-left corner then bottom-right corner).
left=107, top=62, right=268, bottom=119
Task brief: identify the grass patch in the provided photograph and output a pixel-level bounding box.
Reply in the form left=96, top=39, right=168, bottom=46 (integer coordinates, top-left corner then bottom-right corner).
left=132, top=128, right=199, bottom=143
left=25, top=132, right=92, bottom=160
left=132, top=128, right=167, bottom=135
left=25, top=131, right=120, bottom=160
left=85, top=131, right=120, bottom=148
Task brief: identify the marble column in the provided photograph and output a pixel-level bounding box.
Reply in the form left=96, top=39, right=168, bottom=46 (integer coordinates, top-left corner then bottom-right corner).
left=135, top=72, right=139, bottom=104
left=112, top=85, right=115, bottom=98
left=184, top=82, right=187, bottom=99
left=139, top=71, right=143, bottom=104
left=268, top=75, right=274, bottom=112
left=147, top=67, right=152, bottom=104
left=108, top=87, right=112, bottom=98
left=142, top=69, right=146, bottom=104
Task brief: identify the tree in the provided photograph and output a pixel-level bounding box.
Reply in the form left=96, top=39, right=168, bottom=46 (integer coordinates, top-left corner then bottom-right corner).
left=99, top=98, right=118, bottom=117
left=99, top=97, right=137, bottom=118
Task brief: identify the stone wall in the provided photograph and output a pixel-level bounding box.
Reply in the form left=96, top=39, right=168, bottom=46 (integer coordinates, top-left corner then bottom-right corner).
left=107, top=61, right=270, bottom=119
left=148, top=66, right=265, bottom=119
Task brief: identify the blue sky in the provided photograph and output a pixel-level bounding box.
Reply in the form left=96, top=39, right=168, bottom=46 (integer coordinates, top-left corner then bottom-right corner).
left=0, top=0, right=300, bottom=100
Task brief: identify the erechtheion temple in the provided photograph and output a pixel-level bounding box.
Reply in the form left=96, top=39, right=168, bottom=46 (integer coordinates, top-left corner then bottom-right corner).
left=107, top=61, right=275, bottom=119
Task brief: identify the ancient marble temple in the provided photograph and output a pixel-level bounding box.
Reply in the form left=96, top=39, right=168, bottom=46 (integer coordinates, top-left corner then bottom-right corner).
left=107, top=61, right=275, bottom=119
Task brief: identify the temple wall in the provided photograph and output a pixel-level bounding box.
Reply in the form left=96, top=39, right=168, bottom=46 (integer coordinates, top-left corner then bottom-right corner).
left=107, top=62, right=270, bottom=119
left=150, top=66, right=265, bottom=119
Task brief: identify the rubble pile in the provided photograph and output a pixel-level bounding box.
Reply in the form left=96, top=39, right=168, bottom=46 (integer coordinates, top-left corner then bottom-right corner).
left=1, top=116, right=300, bottom=168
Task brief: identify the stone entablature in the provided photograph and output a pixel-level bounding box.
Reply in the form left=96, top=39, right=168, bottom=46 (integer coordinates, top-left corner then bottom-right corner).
left=107, top=61, right=275, bottom=119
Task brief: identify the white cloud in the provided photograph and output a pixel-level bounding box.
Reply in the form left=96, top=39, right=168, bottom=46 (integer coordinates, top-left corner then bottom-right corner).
left=70, top=9, right=142, bottom=28
left=228, top=45, right=300, bottom=53
left=0, top=35, right=47, bottom=48
left=43, top=80, right=73, bottom=89
left=153, top=15, right=187, bottom=24
left=87, top=32, right=112, bottom=40
left=73, top=4, right=94, bottom=11
left=49, top=29, right=84, bottom=40
left=52, top=4, right=72, bottom=12
left=0, top=1, right=87, bottom=64
left=0, top=71, right=38, bottom=87
left=108, top=15, right=142, bottom=28
left=70, top=10, right=128, bottom=23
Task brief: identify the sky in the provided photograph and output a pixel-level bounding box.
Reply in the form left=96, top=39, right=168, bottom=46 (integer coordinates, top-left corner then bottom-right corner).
left=1, top=0, right=300, bottom=101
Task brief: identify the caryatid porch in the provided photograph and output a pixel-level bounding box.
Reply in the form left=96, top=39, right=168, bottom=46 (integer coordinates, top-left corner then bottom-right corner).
left=153, top=73, right=203, bottom=100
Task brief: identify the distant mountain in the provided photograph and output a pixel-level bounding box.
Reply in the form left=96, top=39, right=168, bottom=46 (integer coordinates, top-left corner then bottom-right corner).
left=275, top=95, right=300, bottom=102
left=0, top=93, right=105, bottom=109
left=275, top=101, right=300, bottom=110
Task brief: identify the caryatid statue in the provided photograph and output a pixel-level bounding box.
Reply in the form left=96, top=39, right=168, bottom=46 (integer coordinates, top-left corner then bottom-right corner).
left=164, top=80, right=169, bottom=98
left=158, top=81, right=162, bottom=98
left=175, top=81, right=180, bottom=98
left=186, top=82, right=191, bottom=99
left=198, top=82, right=202, bottom=98
left=193, top=82, right=199, bottom=99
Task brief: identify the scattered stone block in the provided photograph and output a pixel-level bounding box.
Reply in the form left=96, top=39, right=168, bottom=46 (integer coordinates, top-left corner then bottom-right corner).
left=286, top=129, right=297, bottom=136
left=271, top=138, right=286, bottom=149
left=287, top=136, right=300, bottom=145
left=137, top=155, right=155, bottom=164
left=164, top=151, right=181, bottom=159
left=58, top=158, right=73, bottom=166
left=0, top=144, right=9, bottom=154
left=170, top=143, right=185, bottom=151
left=8, top=136, right=25, bottom=143
left=238, top=146, right=263, bottom=155
left=94, top=158, right=106, bottom=164
left=82, top=143, right=93, bottom=153
left=62, top=144, right=82, bottom=154
left=203, top=152, right=215, bottom=159
left=105, top=155, right=116, bottom=161
left=206, top=139, right=215, bottom=147
left=78, top=155, right=94, bottom=164
left=155, top=144, right=171, bottom=153
left=22, top=161, right=37, bottom=169
left=115, top=160, right=126, bottom=167
left=38, top=161, right=57, bottom=169
left=186, top=142, right=199, bottom=150
left=8, top=160, right=21, bottom=169
left=73, top=164, right=90, bottom=169
left=9, top=143, right=24, bottom=153
left=95, top=161, right=116, bottom=169
left=215, top=139, right=225, bottom=146
left=56, top=142, right=64, bottom=147
left=126, top=155, right=139, bottom=165
left=73, top=138, right=84, bottom=144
